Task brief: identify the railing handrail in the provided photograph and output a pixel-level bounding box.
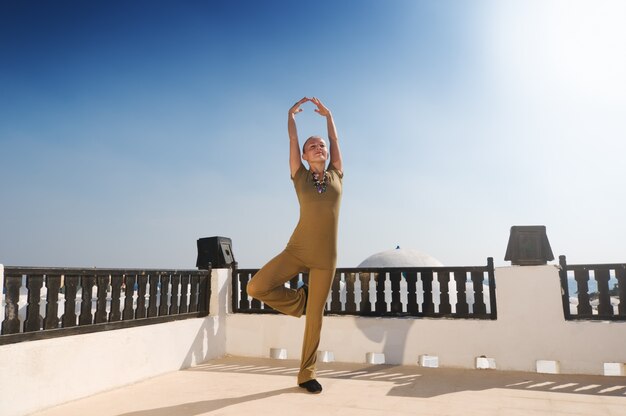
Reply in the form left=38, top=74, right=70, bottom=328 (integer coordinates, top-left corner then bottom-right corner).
left=4, top=266, right=206, bottom=275
left=559, top=262, right=626, bottom=271
left=236, top=265, right=493, bottom=273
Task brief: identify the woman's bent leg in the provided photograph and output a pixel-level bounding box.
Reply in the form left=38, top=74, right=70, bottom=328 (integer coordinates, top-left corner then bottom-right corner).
left=247, top=251, right=307, bottom=317
left=297, top=268, right=335, bottom=385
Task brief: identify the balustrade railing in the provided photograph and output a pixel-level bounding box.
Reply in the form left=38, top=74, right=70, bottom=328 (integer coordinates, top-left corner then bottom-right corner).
left=233, top=258, right=496, bottom=319
left=559, top=256, right=626, bottom=321
left=1, top=266, right=211, bottom=345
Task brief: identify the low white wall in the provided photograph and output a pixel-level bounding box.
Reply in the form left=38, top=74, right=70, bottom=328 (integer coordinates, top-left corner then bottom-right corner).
left=226, top=266, right=626, bottom=375
left=0, top=269, right=230, bottom=416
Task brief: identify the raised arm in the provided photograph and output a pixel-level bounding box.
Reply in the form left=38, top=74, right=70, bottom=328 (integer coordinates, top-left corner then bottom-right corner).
left=288, top=97, right=309, bottom=177
left=310, top=97, right=343, bottom=175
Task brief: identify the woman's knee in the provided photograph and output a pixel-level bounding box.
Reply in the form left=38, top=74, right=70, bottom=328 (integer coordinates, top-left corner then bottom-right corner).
left=246, top=276, right=264, bottom=299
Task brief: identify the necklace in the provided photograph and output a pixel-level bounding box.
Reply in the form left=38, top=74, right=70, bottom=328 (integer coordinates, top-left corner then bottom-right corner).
left=311, top=170, right=328, bottom=194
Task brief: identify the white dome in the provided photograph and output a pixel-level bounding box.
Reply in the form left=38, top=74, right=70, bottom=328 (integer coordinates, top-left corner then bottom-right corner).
left=357, top=247, right=443, bottom=268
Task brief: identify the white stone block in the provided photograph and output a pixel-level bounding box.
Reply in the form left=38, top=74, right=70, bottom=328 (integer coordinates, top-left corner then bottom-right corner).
left=536, top=360, right=560, bottom=374
left=476, top=356, right=497, bottom=370
left=419, top=355, right=439, bottom=368
left=604, top=362, right=626, bottom=376
left=366, top=352, right=385, bottom=364
left=317, top=350, right=335, bottom=363
left=270, top=348, right=287, bottom=360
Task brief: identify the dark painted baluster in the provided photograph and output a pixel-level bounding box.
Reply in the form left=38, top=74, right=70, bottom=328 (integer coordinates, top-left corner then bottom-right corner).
left=437, top=271, right=451, bottom=315
left=617, top=267, right=626, bottom=316
left=345, top=273, right=357, bottom=313
left=390, top=271, right=402, bottom=313
left=189, top=274, right=199, bottom=312
left=170, top=273, right=181, bottom=315
left=421, top=270, right=435, bottom=315
left=359, top=273, right=372, bottom=313
left=236, top=271, right=245, bottom=310
left=44, top=274, right=62, bottom=329
left=374, top=272, right=387, bottom=313
left=136, top=274, right=148, bottom=319
left=1, top=274, right=22, bottom=334
left=197, top=274, right=210, bottom=317
left=62, top=275, right=78, bottom=327
left=159, top=273, right=170, bottom=316
left=575, top=269, right=592, bottom=315
left=595, top=268, right=613, bottom=317
left=330, top=272, right=342, bottom=312
left=248, top=273, right=262, bottom=310
left=238, top=272, right=250, bottom=311
left=558, top=255, right=571, bottom=319
left=230, top=270, right=238, bottom=313
left=24, top=274, right=44, bottom=332
left=454, top=271, right=469, bottom=317
left=147, top=274, right=159, bottom=318
left=487, top=257, right=497, bottom=319
left=471, top=271, right=486, bottom=316
left=94, top=274, right=109, bottom=324
left=109, top=274, right=123, bottom=322
left=79, top=275, right=96, bottom=325
left=180, top=273, right=190, bottom=313
left=405, top=271, right=418, bottom=315
left=123, top=274, right=136, bottom=320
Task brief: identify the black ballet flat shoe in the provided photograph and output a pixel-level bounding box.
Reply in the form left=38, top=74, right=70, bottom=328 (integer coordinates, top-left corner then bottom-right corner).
left=299, top=379, right=322, bottom=394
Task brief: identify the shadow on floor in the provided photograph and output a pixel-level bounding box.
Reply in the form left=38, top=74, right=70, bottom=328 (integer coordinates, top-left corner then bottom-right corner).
left=385, top=367, right=626, bottom=398
left=115, top=387, right=298, bottom=416
left=189, top=357, right=626, bottom=399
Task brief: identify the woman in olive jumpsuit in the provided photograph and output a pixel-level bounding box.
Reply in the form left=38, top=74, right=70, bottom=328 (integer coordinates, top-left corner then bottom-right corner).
left=247, top=96, right=343, bottom=394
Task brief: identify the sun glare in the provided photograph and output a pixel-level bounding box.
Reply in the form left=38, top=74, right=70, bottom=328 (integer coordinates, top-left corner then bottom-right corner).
left=486, top=0, right=626, bottom=103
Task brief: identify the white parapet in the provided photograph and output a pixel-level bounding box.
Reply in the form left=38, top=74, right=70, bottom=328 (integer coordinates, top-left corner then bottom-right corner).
left=536, top=360, right=560, bottom=374
left=476, top=356, right=497, bottom=370
left=270, top=347, right=288, bottom=360
left=366, top=352, right=385, bottom=365
left=317, top=350, right=335, bottom=363
left=419, top=355, right=439, bottom=368
left=604, top=362, right=626, bottom=376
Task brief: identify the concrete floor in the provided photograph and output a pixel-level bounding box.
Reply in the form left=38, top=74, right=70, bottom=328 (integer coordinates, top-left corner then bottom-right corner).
left=32, top=356, right=626, bottom=416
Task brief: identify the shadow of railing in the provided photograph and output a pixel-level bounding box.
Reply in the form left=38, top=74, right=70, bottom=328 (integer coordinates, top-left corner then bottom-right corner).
left=189, top=357, right=626, bottom=399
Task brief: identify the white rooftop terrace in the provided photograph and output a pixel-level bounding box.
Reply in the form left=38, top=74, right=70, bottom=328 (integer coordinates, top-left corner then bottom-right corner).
left=29, top=356, right=626, bottom=416
left=2, top=264, right=626, bottom=415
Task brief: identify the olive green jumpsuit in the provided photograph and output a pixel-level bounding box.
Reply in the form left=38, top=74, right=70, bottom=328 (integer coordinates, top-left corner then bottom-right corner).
left=247, top=163, right=343, bottom=384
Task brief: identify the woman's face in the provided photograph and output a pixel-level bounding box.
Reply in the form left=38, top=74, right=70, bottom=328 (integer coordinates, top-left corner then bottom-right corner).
left=302, top=137, right=328, bottom=163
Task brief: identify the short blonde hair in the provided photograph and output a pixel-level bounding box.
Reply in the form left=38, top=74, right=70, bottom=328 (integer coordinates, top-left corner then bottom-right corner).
left=302, top=136, right=325, bottom=153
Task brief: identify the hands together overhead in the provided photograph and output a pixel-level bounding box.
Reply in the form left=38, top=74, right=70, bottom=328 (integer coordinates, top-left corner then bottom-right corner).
left=289, top=97, right=331, bottom=117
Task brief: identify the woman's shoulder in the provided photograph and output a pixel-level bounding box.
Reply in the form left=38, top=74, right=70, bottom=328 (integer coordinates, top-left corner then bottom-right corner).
left=327, top=163, right=343, bottom=179
left=291, top=163, right=307, bottom=180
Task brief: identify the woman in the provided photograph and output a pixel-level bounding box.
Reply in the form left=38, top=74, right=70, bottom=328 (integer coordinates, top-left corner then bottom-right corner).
left=247, top=96, right=343, bottom=394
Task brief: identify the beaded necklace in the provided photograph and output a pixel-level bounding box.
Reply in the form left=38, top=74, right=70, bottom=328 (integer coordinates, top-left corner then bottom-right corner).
left=311, top=170, right=328, bottom=194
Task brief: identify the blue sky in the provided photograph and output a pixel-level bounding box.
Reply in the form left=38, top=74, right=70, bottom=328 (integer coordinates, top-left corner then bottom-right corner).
left=1, top=0, right=625, bottom=268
